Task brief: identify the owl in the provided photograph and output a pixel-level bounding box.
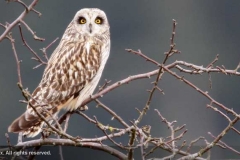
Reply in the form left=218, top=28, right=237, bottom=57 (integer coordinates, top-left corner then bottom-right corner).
left=8, top=8, right=110, bottom=137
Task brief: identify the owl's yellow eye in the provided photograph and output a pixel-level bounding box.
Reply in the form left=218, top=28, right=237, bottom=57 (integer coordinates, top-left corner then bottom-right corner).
left=79, top=17, right=86, bottom=24
left=95, top=17, right=103, bottom=24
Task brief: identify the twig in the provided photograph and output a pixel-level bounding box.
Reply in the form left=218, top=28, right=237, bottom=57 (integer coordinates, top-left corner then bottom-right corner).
left=16, top=139, right=128, bottom=160
left=58, top=136, right=64, bottom=160
left=20, top=20, right=44, bottom=41
left=42, top=107, right=63, bottom=133
left=14, top=0, right=41, bottom=16
left=206, top=104, right=231, bottom=122
left=174, top=124, right=186, bottom=133
left=128, top=128, right=136, bottom=159
left=18, top=24, right=47, bottom=67
left=59, top=146, right=64, bottom=160
left=11, top=0, right=41, bottom=16
left=232, top=127, right=240, bottom=135
left=208, top=73, right=212, bottom=89
left=165, top=130, right=187, bottom=144
left=138, top=129, right=145, bottom=160
left=126, top=49, right=159, bottom=66
left=93, top=116, right=131, bottom=150
left=14, top=0, right=28, bottom=11
left=98, top=79, right=111, bottom=92
left=144, top=139, right=165, bottom=157
left=187, top=136, right=205, bottom=153
left=40, top=37, right=59, bottom=61
left=206, top=54, right=219, bottom=69
left=155, top=109, right=176, bottom=149
left=172, top=61, right=240, bottom=76
left=5, top=133, right=12, bottom=150
left=63, top=113, right=71, bottom=133
left=234, top=62, right=240, bottom=72
left=6, top=34, right=22, bottom=85
left=0, top=0, right=40, bottom=41
left=135, top=19, right=179, bottom=125
left=208, top=132, right=240, bottom=155
left=81, top=126, right=134, bottom=143
left=95, top=99, right=129, bottom=128
left=0, top=23, right=6, bottom=29
left=18, top=132, right=23, bottom=144
left=76, top=111, right=96, bottom=124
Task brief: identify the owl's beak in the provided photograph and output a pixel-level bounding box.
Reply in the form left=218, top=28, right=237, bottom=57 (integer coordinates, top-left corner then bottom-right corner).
left=88, top=23, right=92, bottom=33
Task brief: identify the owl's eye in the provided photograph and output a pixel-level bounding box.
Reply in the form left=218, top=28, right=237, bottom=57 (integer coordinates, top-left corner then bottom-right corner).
left=95, top=17, right=103, bottom=24
left=79, top=17, right=86, bottom=24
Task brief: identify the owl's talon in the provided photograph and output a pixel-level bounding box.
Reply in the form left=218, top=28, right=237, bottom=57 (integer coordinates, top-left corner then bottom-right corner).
left=78, top=105, right=88, bottom=111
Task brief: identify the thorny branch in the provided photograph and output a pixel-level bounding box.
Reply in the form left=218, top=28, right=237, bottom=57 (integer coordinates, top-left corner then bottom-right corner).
left=2, top=3, right=240, bottom=159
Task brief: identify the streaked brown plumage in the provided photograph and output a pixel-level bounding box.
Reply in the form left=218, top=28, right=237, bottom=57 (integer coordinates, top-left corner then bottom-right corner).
left=8, top=8, right=110, bottom=137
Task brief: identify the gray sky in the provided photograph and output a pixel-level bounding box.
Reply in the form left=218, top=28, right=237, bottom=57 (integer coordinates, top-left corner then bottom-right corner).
left=0, top=0, right=240, bottom=159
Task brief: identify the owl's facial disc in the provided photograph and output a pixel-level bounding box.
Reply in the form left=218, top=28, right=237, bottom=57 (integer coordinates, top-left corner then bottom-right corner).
left=79, top=16, right=103, bottom=35
left=74, top=8, right=109, bottom=37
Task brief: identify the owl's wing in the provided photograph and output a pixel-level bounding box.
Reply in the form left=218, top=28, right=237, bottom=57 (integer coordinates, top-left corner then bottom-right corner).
left=8, top=40, right=102, bottom=137
left=32, top=41, right=101, bottom=108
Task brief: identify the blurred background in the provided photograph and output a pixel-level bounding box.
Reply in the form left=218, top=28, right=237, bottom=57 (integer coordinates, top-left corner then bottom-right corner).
left=0, top=0, right=240, bottom=159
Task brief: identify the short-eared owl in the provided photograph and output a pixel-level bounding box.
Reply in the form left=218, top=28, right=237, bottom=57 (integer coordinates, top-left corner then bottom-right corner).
left=8, top=8, right=110, bottom=137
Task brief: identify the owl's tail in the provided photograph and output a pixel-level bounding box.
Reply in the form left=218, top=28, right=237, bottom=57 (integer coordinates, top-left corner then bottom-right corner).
left=8, top=103, right=62, bottom=137
left=8, top=96, right=76, bottom=137
left=8, top=109, right=45, bottom=137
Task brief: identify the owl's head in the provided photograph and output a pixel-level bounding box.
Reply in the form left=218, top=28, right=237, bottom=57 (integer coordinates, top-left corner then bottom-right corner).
left=73, top=8, right=110, bottom=37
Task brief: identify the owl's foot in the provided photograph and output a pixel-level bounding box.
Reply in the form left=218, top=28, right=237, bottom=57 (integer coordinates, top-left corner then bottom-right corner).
left=78, top=105, right=88, bottom=111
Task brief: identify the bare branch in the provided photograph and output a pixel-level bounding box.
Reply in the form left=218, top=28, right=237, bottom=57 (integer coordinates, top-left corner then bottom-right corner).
left=187, top=136, right=205, bottom=153
left=6, top=33, right=22, bottom=85
left=208, top=132, right=240, bottom=155
left=16, top=139, right=128, bottom=160
left=126, top=49, right=159, bottom=66
left=95, top=99, right=129, bottom=128
left=40, top=37, right=59, bottom=61
left=135, top=19, right=180, bottom=125
left=20, top=20, right=44, bottom=41
left=0, top=0, right=40, bottom=41
left=18, top=24, right=47, bottom=66
left=206, top=54, right=219, bottom=69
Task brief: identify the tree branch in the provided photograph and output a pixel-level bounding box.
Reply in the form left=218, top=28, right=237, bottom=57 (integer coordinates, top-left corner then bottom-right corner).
left=0, top=0, right=40, bottom=41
